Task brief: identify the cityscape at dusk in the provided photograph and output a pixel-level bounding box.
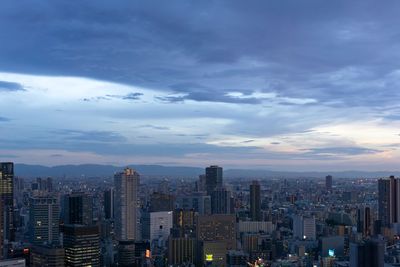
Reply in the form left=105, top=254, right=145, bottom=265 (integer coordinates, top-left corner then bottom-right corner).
left=1, top=1, right=400, bottom=266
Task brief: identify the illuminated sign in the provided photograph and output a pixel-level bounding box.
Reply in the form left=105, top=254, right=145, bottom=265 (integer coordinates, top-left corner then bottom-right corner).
left=205, top=254, right=213, bottom=262
left=328, top=249, right=335, bottom=257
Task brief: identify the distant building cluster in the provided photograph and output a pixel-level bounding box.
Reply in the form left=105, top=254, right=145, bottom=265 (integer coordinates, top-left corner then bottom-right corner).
left=0, top=162, right=399, bottom=266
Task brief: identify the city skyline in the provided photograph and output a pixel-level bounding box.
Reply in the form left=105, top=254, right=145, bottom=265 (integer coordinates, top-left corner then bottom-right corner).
left=1, top=1, right=400, bottom=171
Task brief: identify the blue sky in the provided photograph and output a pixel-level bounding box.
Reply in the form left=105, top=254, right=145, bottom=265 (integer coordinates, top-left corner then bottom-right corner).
left=1, top=0, right=400, bottom=170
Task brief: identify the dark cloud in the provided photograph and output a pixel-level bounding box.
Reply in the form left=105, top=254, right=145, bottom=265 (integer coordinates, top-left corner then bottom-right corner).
left=0, top=81, right=25, bottom=92
left=1, top=1, right=399, bottom=107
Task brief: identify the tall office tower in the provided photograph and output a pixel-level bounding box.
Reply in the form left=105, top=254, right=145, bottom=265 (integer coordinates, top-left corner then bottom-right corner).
left=171, top=209, right=196, bottom=238
left=205, top=165, right=223, bottom=195
left=250, top=180, right=261, bottom=221
left=0, top=162, right=14, bottom=243
left=114, top=168, right=140, bottom=241
left=211, top=186, right=232, bottom=214
left=62, top=192, right=93, bottom=225
left=29, top=196, right=60, bottom=245
left=196, top=214, right=237, bottom=250
left=378, top=175, right=400, bottom=227
left=103, top=188, right=114, bottom=220
left=36, top=177, right=53, bottom=192
left=168, top=236, right=198, bottom=265
left=325, top=175, right=333, bottom=190
left=30, top=245, right=65, bottom=267
left=357, top=206, right=372, bottom=236
left=63, top=224, right=100, bottom=267
left=350, top=239, right=384, bottom=267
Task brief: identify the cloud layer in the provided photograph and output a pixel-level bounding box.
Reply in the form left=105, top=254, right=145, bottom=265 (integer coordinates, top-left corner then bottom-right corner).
left=0, top=1, right=400, bottom=170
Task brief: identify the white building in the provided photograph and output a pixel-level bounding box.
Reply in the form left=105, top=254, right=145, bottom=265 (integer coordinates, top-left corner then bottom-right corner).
left=150, top=211, right=173, bottom=245
left=114, top=168, right=140, bottom=241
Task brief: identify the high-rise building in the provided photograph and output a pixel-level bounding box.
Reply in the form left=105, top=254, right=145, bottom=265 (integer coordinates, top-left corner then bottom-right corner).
left=30, top=245, right=65, bottom=267
left=196, top=214, right=236, bottom=250
left=63, top=224, right=100, bottom=267
left=168, top=236, right=198, bottom=265
left=114, top=168, right=140, bottom=241
left=103, top=188, right=114, bottom=220
left=0, top=162, right=14, bottom=244
left=29, top=196, right=60, bottom=245
left=250, top=181, right=261, bottom=221
left=205, top=166, right=223, bottom=195
left=211, top=186, right=232, bottom=214
left=149, top=192, right=175, bottom=212
left=141, top=211, right=173, bottom=245
left=293, top=215, right=316, bottom=240
left=325, top=175, right=333, bottom=190
left=357, top=206, right=372, bottom=237
left=378, top=176, right=400, bottom=227
left=62, top=192, right=93, bottom=225
left=350, top=239, right=384, bottom=267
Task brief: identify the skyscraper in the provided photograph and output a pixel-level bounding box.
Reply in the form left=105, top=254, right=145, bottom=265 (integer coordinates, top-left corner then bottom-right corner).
left=114, top=168, right=140, bottom=241
left=62, top=192, right=93, bottom=225
left=205, top=165, right=223, bottom=195
left=350, top=239, right=384, bottom=267
left=250, top=180, right=261, bottom=221
left=0, top=162, right=14, bottom=244
left=103, top=188, right=114, bottom=220
left=29, top=196, right=60, bottom=245
left=325, top=175, right=333, bottom=190
left=63, top=224, right=101, bottom=267
left=211, top=186, right=232, bottom=214
left=357, top=206, right=372, bottom=237
left=378, top=176, right=400, bottom=227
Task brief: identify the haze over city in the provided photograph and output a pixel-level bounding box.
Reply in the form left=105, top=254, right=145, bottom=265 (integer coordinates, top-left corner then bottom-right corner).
left=1, top=1, right=400, bottom=171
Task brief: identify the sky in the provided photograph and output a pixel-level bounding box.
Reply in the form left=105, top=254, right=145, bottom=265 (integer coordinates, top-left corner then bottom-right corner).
left=1, top=0, right=400, bottom=170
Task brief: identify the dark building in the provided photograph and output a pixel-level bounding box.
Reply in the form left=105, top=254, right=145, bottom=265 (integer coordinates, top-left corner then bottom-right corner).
left=103, top=188, right=114, bottom=220
left=196, top=214, right=236, bottom=250
left=171, top=209, right=196, bottom=238
left=0, top=162, right=14, bottom=245
left=30, top=245, right=65, bottom=267
left=63, top=224, right=100, bottom=267
left=205, top=165, right=223, bottom=195
left=378, top=176, right=399, bottom=227
left=62, top=192, right=93, bottom=225
left=325, top=175, right=333, bottom=190
left=357, top=206, right=371, bottom=237
left=29, top=196, right=60, bottom=245
left=168, top=236, right=198, bottom=265
left=211, top=186, right=232, bottom=214
left=350, top=239, right=384, bottom=267
left=149, top=192, right=175, bottom=212
left=250, top=180, right=261, bottom=221
left=117, top=240, right=135, bottom=267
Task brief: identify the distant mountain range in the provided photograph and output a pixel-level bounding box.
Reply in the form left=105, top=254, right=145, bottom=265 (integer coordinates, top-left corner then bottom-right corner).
left=13, top=164, right=400, bottom=179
